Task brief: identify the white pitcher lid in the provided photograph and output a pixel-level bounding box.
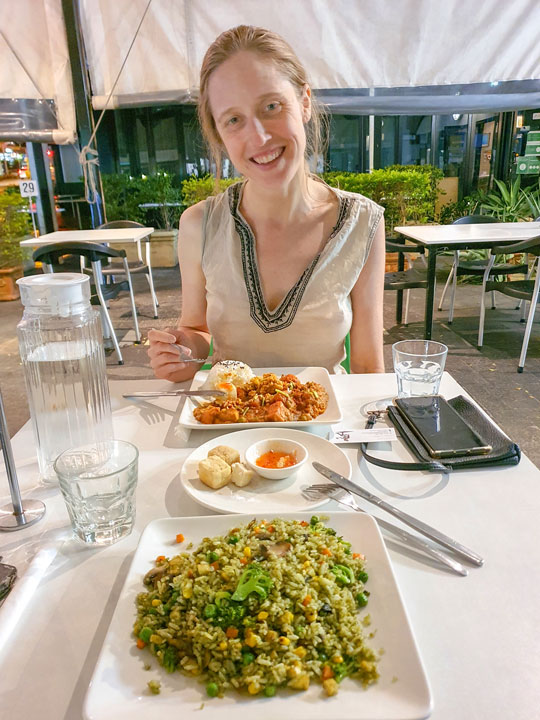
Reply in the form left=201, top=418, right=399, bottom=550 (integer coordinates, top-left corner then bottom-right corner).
left=17, top=273, right=90, bottom=310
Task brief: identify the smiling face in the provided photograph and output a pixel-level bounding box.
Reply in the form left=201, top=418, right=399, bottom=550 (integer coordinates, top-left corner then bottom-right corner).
left=207, top=50, right=311, bottom=189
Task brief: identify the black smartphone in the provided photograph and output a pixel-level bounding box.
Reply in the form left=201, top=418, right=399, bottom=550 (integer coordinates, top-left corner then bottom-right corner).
left=394, top=396, right=492, bottom=458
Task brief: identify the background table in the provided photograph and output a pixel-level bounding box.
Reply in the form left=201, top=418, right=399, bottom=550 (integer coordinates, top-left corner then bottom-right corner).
left=1, top=372, right=539, bottom=719
left=394, top=222, right=540, bottom=339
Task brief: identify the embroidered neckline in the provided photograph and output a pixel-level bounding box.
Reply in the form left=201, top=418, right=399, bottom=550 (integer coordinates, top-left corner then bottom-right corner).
left=228, top=181, right=353, bottom=333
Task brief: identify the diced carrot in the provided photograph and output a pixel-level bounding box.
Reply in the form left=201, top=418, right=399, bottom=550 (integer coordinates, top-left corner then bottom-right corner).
left=302, top=596, right=311, bottom=606
left=156, top=555, right=166, bottom=563
left=321, top=665, right=334, bottom=680
left=240, top=557, right=248, bottom=565
left=176, top=533, right=184, bottom=543
left=267, top=525, right=275, bottom=533
left=320, top=547, right=332, bottom=557
left=300, top=520, right=309, bottom=527
left=210, top=561, right=220, bottom=571
left=354, top=553, right=365, bottom=560
left=226, top=627, right=239, bottom=639
left=136, top=638, right=146, bottom=650
left=352, top=553, right=361, bottom=559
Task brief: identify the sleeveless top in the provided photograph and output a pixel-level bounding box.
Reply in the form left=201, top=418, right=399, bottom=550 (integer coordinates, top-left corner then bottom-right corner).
left=201, top=180, right=384, bottom=374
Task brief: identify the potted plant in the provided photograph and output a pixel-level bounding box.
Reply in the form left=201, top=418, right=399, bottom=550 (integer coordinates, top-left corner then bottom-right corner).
left=0, top=188, right=32, bottom=301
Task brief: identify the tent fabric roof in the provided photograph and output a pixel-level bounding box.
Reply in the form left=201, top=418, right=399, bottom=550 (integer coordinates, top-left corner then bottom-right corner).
left=1, top=0, right=540, bottom=143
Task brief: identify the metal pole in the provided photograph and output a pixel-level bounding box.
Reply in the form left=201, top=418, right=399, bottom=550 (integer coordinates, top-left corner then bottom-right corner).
left=0, top=388, right=45, bottom=531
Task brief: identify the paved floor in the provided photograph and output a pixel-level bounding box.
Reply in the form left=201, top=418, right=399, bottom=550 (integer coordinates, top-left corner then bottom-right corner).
left=1, top=266, right=539, bottom=467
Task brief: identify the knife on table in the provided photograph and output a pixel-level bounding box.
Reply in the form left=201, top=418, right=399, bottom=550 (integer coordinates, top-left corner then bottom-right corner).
left=123, top=389, right=226, bottom=398
left=312, top=461, right=484, bottom=566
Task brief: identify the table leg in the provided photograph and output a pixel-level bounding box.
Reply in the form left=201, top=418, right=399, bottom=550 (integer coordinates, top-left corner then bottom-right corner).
left=396, top=250, right=405, bottom=323
left=424, top=248, right=438, bottom=340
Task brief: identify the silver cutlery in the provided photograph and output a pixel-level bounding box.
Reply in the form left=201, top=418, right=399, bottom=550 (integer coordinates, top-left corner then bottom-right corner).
left=172, top=344, right=210, bottom=363
left=123, top=389, right=226, bottom=399
left=303, top=485, right=467, bottom=576
left=312, top=461, right=484, bottom=567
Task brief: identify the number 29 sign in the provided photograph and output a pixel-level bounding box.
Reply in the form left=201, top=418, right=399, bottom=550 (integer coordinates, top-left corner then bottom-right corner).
left=19, top=179, right=39, bottom=197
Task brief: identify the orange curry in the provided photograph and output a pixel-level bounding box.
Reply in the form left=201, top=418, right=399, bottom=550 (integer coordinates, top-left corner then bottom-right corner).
left=193, top=373, right=329, bottom=424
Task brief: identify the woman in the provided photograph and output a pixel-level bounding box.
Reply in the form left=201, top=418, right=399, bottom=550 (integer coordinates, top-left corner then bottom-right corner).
left=148, top=26, right=385, bottom=381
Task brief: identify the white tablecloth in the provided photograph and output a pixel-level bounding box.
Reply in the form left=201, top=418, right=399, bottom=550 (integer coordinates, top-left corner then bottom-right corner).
left=1, top=372, right=539, bottom=719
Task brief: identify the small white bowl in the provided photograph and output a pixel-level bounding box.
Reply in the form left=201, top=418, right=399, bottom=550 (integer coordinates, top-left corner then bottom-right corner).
left=245, top=438, right=308, bottom=480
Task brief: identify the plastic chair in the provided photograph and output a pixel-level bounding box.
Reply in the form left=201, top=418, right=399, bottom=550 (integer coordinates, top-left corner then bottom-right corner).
left=98, top=220, right=159, bottom=319
left=32, top=241, right=141, bottom=365
left=438, top=215, right=528, bottom=323
left=477, top=234, right=540, bottom=372
left=384, top=240, right=428, bottom=326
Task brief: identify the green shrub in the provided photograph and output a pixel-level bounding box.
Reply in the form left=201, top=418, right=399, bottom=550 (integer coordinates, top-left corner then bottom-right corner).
left=0, top=189, right=32, bottom=268
left=437, top=194, right=482, bottom=224
left=101, top=173, right=184, bottom=230
left=181, top=175, right=240, bottom=207
left=322, top=166, right=442, bottom=233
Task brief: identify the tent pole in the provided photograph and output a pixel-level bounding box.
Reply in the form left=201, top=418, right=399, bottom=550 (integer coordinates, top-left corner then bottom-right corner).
left=62, top=0, right=104, bottom=227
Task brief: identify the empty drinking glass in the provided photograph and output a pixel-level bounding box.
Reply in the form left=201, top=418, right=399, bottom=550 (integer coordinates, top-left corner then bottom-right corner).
left=54, top=440, right=138, bottom=546
left=392, top=340, right=448, bottom=397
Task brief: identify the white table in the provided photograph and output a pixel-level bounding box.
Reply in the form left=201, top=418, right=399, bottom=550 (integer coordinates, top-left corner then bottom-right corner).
left=394, top=222, right=540, bottom=338
left=20, top=227, right=158, bottom=318
left=1, top=372, right=539, bottom=719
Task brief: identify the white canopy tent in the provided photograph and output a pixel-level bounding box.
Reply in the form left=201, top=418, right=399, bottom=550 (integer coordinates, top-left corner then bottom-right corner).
left=1, top=0, right=540, bottom=143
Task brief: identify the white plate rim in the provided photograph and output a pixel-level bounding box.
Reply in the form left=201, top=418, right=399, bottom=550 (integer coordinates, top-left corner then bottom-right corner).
left=177, top=367, right=342, bottom=430
left=179, top=427, right=352, bottom=514
left=83, top=512, right=433, bottom=720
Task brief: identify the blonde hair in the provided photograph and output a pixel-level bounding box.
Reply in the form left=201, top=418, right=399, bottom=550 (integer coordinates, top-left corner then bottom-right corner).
left=198, top=25, right=327, bottom=180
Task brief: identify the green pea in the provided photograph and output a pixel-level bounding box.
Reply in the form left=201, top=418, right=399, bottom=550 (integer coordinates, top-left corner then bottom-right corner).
left=310, top=516, right=320, bottom=526
left=242, top=652, right=255, bottom=665
left=139, top=626, right=153, bottom=643
left=356, top=592, right=369, bottom=607
left=206, top=682, right=219, bottom=698
left=207, top=551, right=219, bottom=563
left=264, top=685, right=276, bottom=697
left=204, top=604, right=217, bottom=618
left=357, top=570, right=369, bottom=583
left=228, top=536, right=239, bottom=545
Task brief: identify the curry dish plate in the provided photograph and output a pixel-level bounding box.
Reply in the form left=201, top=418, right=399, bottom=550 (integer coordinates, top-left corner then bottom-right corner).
left=177, top=367, right=342, bottom=430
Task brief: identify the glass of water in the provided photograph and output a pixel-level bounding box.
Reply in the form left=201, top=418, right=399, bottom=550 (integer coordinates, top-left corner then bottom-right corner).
left=392, top=340, right=448, bottom=397
left=54, top=440, right=139, bottom=546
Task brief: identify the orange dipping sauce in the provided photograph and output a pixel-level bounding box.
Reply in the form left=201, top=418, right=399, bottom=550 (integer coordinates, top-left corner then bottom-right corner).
left=256, top=450, right=297, bottom=469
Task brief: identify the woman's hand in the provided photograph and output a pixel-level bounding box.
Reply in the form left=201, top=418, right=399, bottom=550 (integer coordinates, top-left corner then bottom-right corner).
left=147, top=328, right=203, bottom=383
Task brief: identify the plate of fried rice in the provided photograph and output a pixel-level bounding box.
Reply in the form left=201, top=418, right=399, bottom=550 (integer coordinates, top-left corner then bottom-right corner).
left=177, top=367, right=342, bottom=430
left=84, top=513, right=432, bottom=720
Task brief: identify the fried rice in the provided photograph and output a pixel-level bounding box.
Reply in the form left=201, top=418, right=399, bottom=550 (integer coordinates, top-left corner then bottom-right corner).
left=133, top=517, right=378, bottom=698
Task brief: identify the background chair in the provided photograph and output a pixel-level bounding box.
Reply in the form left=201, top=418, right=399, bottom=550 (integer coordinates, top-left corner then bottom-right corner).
left=384, top=240, right=428, bottom=326
left=98, top=220, right=159, bottom=318
left=439, top=215, right=528, bottom=323
left=478, top=235, right=540, bottom=373
left=32, top=241, right=141, bottom=365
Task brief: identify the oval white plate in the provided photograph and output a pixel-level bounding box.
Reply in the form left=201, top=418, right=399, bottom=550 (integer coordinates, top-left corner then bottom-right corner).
left=180, top=428, right=351, bottom=514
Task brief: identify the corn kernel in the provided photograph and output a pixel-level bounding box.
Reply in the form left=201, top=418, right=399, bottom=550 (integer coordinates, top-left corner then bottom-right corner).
left=257, top=611, right=269, bottom=620
left=248, top=682, right=260, bottom=695
left=294, top=646, right=307, bottom=658
left=182, top=583, right=193, bottom=599
left=219, top=641, right=228, bottom=650
left=332, top=655, right=343, bottom=664
left=151, top=599, right=161, bottom=607
left=302, top=560, right=311, bottom=569
left=150, top=634, right=164, bottom=644
left=305, top=610, right=317, bottom=623
left=281, top=611, right=294, bottom=624
left=243, top=546, right=251, bottom=557
left=266, top=630, right=278, bottom=642
left=244, top=635, right=258, bottom=647
left=278, top=636, right=290, bottom=646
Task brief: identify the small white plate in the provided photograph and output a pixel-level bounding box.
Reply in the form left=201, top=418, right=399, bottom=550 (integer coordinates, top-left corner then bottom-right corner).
left=84, top=512, right=432, bottom=720
left=177, top=367, right=342, bottom=430
left=180, top=428, right=351, bottom=514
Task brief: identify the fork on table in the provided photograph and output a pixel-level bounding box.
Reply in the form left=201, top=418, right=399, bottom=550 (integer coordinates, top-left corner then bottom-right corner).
left=302, top=485, right=468, bottom=576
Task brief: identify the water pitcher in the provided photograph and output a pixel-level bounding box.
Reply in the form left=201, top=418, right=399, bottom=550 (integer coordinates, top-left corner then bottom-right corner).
left=16, top=273, right=113, bottom=483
